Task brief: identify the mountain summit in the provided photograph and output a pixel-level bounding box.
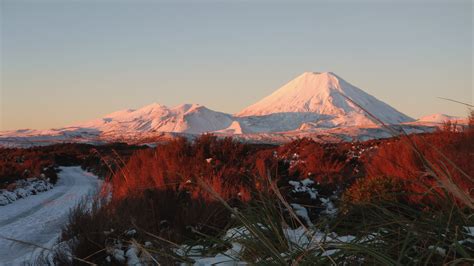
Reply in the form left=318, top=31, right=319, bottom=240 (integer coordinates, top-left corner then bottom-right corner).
left=237, top=72, right=413, bottom=126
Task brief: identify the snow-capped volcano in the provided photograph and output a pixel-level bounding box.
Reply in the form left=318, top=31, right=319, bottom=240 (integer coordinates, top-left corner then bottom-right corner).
left=1, top=72, right=435, bottom=147
left=73, top=103, right=234, bottom=135
left=237, top=72, right=413, bottom=126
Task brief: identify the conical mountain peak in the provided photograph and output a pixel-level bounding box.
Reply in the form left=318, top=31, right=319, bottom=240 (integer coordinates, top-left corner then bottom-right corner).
left=236, top=72, right=413, bottom=125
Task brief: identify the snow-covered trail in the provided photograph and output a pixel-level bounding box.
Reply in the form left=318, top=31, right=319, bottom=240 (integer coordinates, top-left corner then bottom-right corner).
left=0, top=166, right=100, bottom=265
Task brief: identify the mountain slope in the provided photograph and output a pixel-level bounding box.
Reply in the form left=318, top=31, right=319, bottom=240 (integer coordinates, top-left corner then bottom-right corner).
left=73, top=103, right=234, bottom=135
left=237, top=72, right=413, bottom=127
left=417, top=113, right=464, bottom=123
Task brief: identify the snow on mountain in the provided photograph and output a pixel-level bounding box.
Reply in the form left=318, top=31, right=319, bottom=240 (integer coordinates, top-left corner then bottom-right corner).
left=417, top=114, right=464, bottom=124
left=216, top=121, right=244, bottom=134
left=73, top=103, right=234, bottom=135
left=237, top=113, right=327, bottom=133
left=0, top=72, right=432, bottom=146
left=237, top=72, right=414, bottom=127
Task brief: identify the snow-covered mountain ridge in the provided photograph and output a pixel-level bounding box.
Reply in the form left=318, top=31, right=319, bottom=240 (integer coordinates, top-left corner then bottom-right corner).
left=0, top=72, right=466, bottom=146
left=74, top=103, right=234, bottom=135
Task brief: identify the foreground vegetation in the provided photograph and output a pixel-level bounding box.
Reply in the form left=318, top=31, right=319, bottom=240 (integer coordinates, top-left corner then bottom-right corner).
left=45, top=114, right=474, bottom=265
left=1, top=113, right=471, bottom=264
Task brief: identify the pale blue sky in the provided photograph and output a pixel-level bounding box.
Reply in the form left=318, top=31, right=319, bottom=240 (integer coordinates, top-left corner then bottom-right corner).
left=1, top=0, right=472, bottom=130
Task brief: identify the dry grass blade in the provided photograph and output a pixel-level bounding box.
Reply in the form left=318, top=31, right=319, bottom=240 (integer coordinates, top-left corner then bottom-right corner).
left=0, top=235, right=97, bottom=265
left=129, top=239, right=161, bottom=265
left=82, top=248, right=107, bottom=260
left=196, top=177, right=288, bottom=264
left=437, top=97, right=474, bottom=108
left=267, top=177, right=337, bottom=265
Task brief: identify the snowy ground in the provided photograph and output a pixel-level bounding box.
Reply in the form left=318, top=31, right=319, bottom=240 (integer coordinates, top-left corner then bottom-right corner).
left=0, top=179, right=54, bottom=206
left=0, top=166, right=100, bottom=265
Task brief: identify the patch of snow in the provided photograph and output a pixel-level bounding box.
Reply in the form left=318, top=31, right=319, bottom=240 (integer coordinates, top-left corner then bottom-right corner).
left=289, top=179, right=318, bottom=199
left=0, top=179, right=55, bottom=206
left=428, top=245, right=447, bottom=257
left=291, top=203, right=314, bottom=227
left=111, top=248, right=126, bottom=263
left=320, top=197, right=338, bottom=217
left=1, top=190, right=18, bottom=203
left=125, top=245, right=142, bottom=266
left=0, top=195, right=9, bottom=206
left=464, top=226, right=474, bottom=237
left=125, top=229, right=137, bottom=237
left=188, top=225, right=362, bottom=264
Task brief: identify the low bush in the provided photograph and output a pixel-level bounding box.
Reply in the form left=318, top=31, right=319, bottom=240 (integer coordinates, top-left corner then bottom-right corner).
left=343, top=175, right=406, bottom=204
left=57, top=188, right=232, bottom=265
